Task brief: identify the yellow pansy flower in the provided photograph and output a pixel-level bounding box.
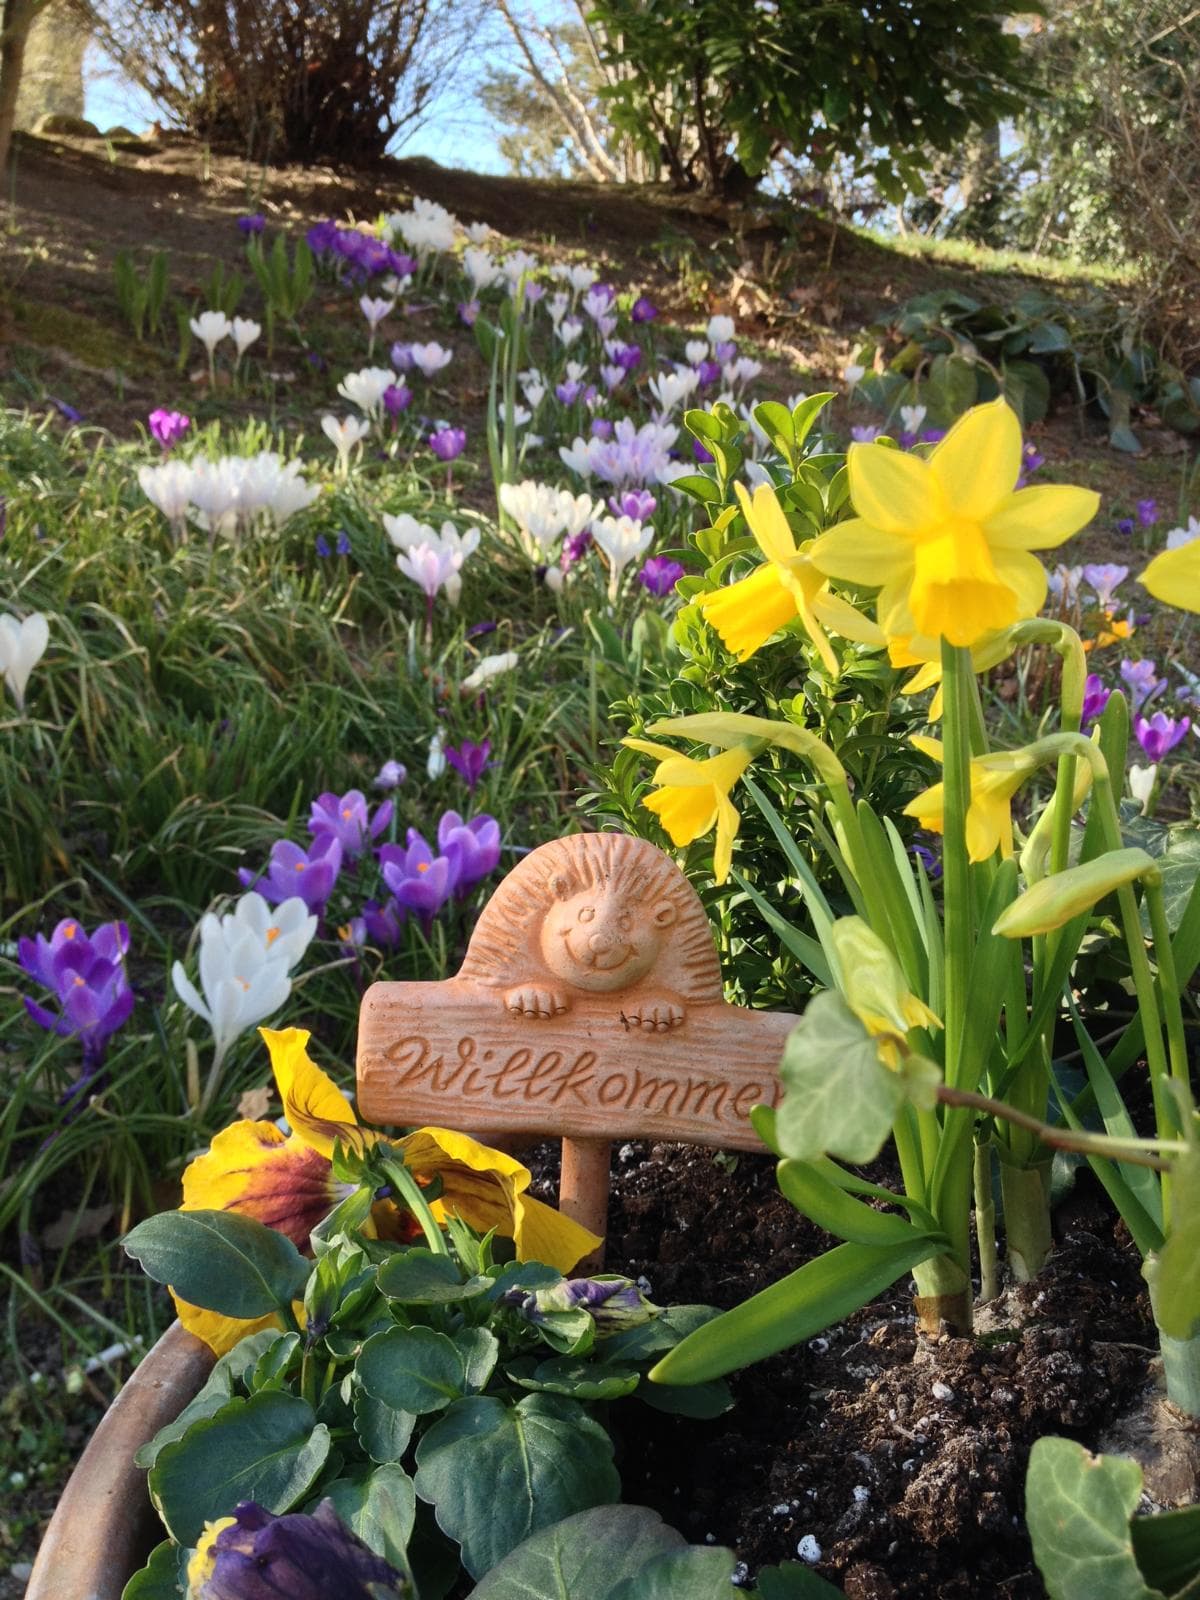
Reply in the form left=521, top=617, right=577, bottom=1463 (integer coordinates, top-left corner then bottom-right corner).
left=174, top=1028, right=601, bottom=1353
left=829, top=917, right=942, bottom=1069
left=1139, top=540, right=1200, bottom=613
left=697, top=482, right=882, bottom=670
left=624, top=738, right=753, bottom=885
left=904, top=737, right=1039, bottom=863
left=808, top=400, right=1099, bottom=648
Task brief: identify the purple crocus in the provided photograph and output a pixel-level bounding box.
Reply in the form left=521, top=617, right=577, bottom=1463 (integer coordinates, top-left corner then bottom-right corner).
left=556, top=379, right=584, bottom=406
left=306, top=219, right=340, bottom=255
left=1135, top=712, right=1191, bottom=762
left=920, top=427, right=947, bottom=445
left=1022, top=441, right=1045, bottom=474
left=18, top=918, right=134, bottom=1072
left=609, top=488, right=657, bottom=520
left=389, top=341, right=413, bottom=372
left=387, top=249, right=418, bottom=280
left=148, top=409, right=190, bottom=451
left=382, top=383, right=412, bottom=418
left=692, top=439, right=714, bottom=464
left=713, top=339, right=737, bottom=364
left=359, top=897, right=406, bottom=948
left=910, top=842, right=943, bottom=882
left=374, top=759, right=407, bottom=790
left=238, top=834, right=342, bottom=912
left=850, top=424, right=882, bottom=443
left=638, top=556, right=685, bottom=597
left=1082, top=674, right=1111, bottom=726
left=563, top=528, right=592, bottom=566
left=237, top=213, right=266, bottom=235
left=1116, top=517, right=1135, bottom=537
left=590, top=418, right=614, bottom=440
left=308, top=789, right=393, bottom=859
left=631, top=296, right=658, bottom=323
left=379, top=832, right=457, bottom=922
left=697, top=359, right=723, bottom=389
left=1082, top=563, right=1129, bottom=612
left=458, top=299, right=480, bottom=327
left=1120, top=658, right=1165, bottom=711
left=50, top=397, right=83, bottom=424
left=190, top=1500, right=409, bottom=1600
left=437, top=811, right=501, bottom=894
left=611, top=342, right=642, bottom=372
left=429, top=425, right=466, bottom=461
left=445, top=738, right=492, bottom=792
left=1137, top=498, right=1159, bottom=528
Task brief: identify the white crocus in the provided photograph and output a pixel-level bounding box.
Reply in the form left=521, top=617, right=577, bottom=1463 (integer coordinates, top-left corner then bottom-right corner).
left=396, top=541, right=458, bottom=602
left=0, top=611, right=49, bottom=710
left=557, top=318, right=584, bottom=349
left=322, top=414, right=371, bottom=473
left=186, top=458, right=241, bottom=537
left=461, top=651, right=519, bottom=694
left=900, top=403, right=927, bottom=435
left=648, top=368, right=699, bottom=415
left=171, top=893, right=312, bottom=1071
left=685, top=339, right=709, bottom=366
left=138, top=460, right=195, bottom=526
left=427, top=729, right=447, bottom=779
left=546, top=292, right=570, bottom=327
left=463, top=247, right=500, bottom=292
left=1166, top=516, right=1200, bottom=551
left=231, top=317, right=261, bottom=360
left=408, top=342, right=453, bottom=379
left=337, top=367, right=397, bottom=418
left=464, top=221, right=493, bottom=245
left=591, top=514, right=654, bottom=601
left=1129, top=763, right=1158, bottom=813
left=707, top=314, right=735, bottom=345
left=722, top=357, right=762, bottom=388
left=499, top=480, right=567, bottom=558
left=843, top=361, right=866, bottom=386
left=385, top=515, right=478, bottom=603
left=190, top=309, right=232, bottom=355
left=359, top=296, right=394, bottom=356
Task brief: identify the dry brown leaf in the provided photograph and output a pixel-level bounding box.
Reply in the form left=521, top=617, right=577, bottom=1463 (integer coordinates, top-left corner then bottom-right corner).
left=237, top=1085, right=274, bottom=1121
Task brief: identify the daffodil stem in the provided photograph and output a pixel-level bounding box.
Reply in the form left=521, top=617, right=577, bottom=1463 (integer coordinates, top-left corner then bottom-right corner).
left=938, top=640, right=973, bottom=1088
left=383, top=1158, right=450, bottom=1256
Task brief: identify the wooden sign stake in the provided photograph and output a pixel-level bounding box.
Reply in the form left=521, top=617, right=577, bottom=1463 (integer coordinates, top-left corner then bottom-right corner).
left=357, top=833, right=800, bottom=1264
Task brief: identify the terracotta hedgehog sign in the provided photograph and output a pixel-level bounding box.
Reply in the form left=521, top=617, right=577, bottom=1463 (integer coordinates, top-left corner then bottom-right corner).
left=357, top=833, right=799, bottom=1159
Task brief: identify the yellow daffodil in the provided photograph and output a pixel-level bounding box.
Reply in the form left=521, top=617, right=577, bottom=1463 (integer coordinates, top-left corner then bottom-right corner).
left=174, top=1027, right=601, bottom=1353
left=1140, top=540, right=1200, bottom=613
left=808, top=400, right=1099, bottom=648
left=697, top=482, right=883, bottom=670
left=888, top=628, right=1014, bottom=719
left=829, top=917, right=942, bottom=1069
left=624, top=738, right=753, bottom=884
left=904, top=737, right=1039, bottom=863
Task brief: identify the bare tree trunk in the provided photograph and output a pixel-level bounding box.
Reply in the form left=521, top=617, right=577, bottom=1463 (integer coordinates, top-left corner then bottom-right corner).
left=0, top=0, right=39, bottom=181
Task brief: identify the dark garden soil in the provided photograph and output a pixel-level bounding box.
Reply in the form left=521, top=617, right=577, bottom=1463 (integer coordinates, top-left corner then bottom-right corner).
left=526, top=1139, right=1164, bottom=1599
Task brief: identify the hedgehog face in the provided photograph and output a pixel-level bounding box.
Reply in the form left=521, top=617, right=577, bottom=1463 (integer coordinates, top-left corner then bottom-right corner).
left=541, top=877, right=677, bottom=992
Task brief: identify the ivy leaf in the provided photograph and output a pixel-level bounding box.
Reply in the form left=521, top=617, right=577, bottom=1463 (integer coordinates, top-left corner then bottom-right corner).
left=414, top=1393, right=619, bottom=1577
left=776, top=992, right=905, bottom=1164
left=1025, top=1437, right=1162, bottom=1600
left=123, top=1210, right=309, bottom=1318
left=149, top=1391, right=329, bottom=1546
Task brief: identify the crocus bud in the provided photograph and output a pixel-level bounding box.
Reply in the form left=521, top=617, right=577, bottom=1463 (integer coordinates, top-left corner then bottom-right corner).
left=993, top=848, right=1158, bottom=939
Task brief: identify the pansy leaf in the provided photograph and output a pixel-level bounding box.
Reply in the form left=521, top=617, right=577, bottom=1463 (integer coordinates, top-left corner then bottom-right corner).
left=149, top=1391, right=329, bottom=1545
left=123, top=1210, right=310, bottom=1318
left=377, top=1248, right=491, bottom=1305
left=120, top=1538, right=190, bottom=1599
left=635, top=1376, right=733, bottom=1419
left=356, top=1326, right=465, bottom=1415
left=414, top=1393, right=619, bottom=1577
left=317, top=1464, right=416, bottom=1571
left=454, top=1326, right=500, bottom=1393
left=509, top=1357, right=642, bottom=1402
left=469, top=1505, right=687, bottom=1599
left=354, top=1384, right=416, bottom=1464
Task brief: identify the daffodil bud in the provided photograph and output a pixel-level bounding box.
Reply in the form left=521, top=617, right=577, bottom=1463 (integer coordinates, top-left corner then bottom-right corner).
left=993, top=848, right=1159, bottom=938
left=829, top=917, right=941, bottom=1050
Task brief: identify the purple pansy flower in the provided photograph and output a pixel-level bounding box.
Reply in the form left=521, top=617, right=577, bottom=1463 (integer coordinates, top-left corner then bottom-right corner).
left=190, top=1500, right=409, bottom=1599
left=910, top=842, right=943, bottom=882
left=437, top=811, right=501, bottom=894
left=631, top=296, right=657, bottom=323
left=1082, top=674, right=1111, bottom=726
left=308, top=789, right=393, bottom=859
left=429, top=425, right=466, bottom=461
left=638, top=556, right=685, bottom=597
left=1135, top=712, right=1190, bottom=762
left=237, top=213, right=266, bottom=235
left=379, top=832, right=458, bottom=922
left=506, top=1274, right=659, bottom=1333
left=445, top=739, right=493, bottom=792
left=148, top=409, right=190, bottom=451
left=18, top=918, right=134, bottom=1071
left=238, top=834, right=342, bottom=912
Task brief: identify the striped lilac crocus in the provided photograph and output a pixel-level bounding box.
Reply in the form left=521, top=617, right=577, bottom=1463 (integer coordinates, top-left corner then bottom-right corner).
left=238, top=835, right=342, bottom=912
left=308, top=789, right=393, bottom=859
left=18, top=918, right=134, bottom=1073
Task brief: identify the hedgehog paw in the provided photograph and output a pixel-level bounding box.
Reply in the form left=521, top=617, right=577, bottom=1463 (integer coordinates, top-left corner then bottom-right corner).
left=624, top=998, right=685, bottom=1032
left=505, top=986, right=569, bottom=1019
